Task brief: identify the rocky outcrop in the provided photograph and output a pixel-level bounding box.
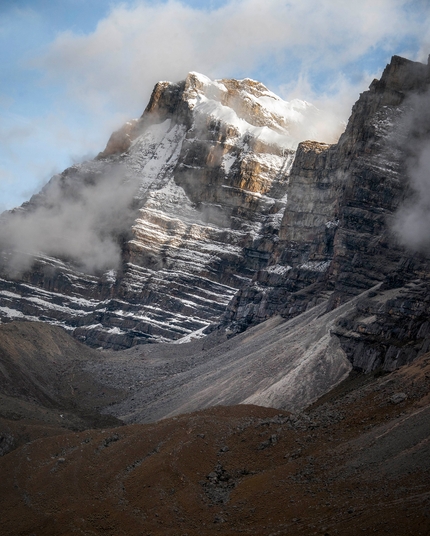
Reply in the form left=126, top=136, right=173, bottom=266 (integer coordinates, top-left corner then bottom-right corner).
left=224, top=138, right=338, bottom=328
left=332, top=270, right=430, bottom=372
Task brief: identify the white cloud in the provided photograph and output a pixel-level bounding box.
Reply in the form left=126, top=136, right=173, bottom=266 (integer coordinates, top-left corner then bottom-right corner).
left=34, top=0, right=428, bottom=133
left=2, top=0, right=428, bottom=211
left=393, top=89, right=430, bottom=253
left=278, top=71, right=378, bottom=144
left=0, top=164, right=138, bottom=274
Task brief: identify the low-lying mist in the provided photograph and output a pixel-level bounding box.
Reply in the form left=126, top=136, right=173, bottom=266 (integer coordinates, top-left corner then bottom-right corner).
left=0, top=164, right=139, bottom=275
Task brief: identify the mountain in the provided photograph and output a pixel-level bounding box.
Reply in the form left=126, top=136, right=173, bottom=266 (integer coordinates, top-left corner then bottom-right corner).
left=1, top=56, right=430, bottom=533
left=1, top=55, right=430, bottom=377
left=226, top=55, right=430, bottom=373
left=0, top=73, right=319, bottom=349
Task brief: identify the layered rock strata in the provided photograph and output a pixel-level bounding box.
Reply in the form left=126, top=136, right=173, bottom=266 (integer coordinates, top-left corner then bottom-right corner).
left=2, top=56, right=430, bottom=374
left=225, top=56, right=430, bottom=372
left=0, top=73, right=314, bottom=348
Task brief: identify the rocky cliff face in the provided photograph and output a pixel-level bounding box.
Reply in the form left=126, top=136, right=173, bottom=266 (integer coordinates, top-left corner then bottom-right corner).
left=225, top=55, right=430, bottom=371
left=0, top=72, right=315, bottom=349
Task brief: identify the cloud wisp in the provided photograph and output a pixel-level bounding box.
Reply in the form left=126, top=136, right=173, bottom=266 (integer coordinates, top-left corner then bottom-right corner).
left=392, top=88, right=430, bottom=253
left=2, top=0, right=429, bottom=210
left=34, top=0, right=428, bottom=126
left=0, top=164, right=138, bottom=275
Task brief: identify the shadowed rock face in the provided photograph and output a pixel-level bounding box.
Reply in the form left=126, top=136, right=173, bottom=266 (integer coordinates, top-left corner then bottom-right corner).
left=0, top=322, right=124, bottom=456
left=225, top=55, right=430, bottom=372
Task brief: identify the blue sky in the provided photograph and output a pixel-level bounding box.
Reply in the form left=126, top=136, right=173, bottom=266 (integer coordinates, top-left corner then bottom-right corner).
left=1, top=0, right=429, bottom=210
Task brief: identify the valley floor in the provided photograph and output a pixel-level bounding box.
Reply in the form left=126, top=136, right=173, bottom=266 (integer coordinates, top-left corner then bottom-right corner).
left=1, top=348, right=429, bottom=535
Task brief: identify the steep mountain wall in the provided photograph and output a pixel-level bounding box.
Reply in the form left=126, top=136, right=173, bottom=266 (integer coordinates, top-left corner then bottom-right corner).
left=225, top=55, right=430, bottom=371
left=0, top=73, right=309, bottom=348
left=1, top=56, right=430, bottom=372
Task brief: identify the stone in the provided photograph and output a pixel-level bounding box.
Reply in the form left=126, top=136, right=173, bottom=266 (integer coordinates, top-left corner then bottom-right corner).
left=390, top=392, right=408, bottom=404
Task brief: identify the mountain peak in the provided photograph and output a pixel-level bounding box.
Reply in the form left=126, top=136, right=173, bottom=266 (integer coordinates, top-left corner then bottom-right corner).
left=371, top=54, right=430, bottom=94
left=98, top=72, right=319, bottom=160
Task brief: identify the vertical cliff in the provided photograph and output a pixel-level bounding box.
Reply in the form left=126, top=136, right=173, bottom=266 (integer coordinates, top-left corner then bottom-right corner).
left=225, top=56, right=430, bottom=371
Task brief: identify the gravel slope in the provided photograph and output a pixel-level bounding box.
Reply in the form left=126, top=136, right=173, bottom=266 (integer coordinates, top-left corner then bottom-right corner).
left=85, top=292, right=381, bottom=423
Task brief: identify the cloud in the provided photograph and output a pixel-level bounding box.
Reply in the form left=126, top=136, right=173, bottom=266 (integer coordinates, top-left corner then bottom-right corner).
left=1, top=0, right=427, bottom=211
left=392, top=89, right=430, bottom=253
left=2, top=0, right=429, bottom=252
left=0, top=163, right=138, bottom=274
left=33, top=0, right=428, bottom=135
left=0, top=105, right=131, bottom=208
left=279, top=71, right=378, bottom=144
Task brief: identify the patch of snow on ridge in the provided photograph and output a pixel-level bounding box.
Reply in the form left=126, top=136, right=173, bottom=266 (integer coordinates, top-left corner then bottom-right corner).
left=265, top=210, right=286, bottom=230
left=127, top=122, right=186, bottom=197
left=266, top=264, right=292, bottom=275
left=185, top=72, right=228, bottom=106
left=298, top=260, right=331, bottom=272
left=192, top=96, right=297, bottom=149
left=141, top=176, right=201, bottom=222
left=18, top=284, right=103, bottom=307
left=0, top=290, right=22, bottom=299
left=104, top=269, right=117, bottom=283
left=222, top=152, right=237, bottom=174
left=0, top=307, right=38, bottom=321
left=0, top=282, right=104, bottom=310
left=107, top=326, right=127, bottom=335
left=175, top=325, right=208, bottom=344
left=184, top=72, right=324, bottom=150
left=251, top=152, right=286, bottom=169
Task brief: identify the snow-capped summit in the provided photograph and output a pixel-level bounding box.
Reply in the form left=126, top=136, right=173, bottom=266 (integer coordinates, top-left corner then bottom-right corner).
left=0, top=72, right=303, bottom=348
left=2, top=55, right=430, bottom=376
left=100, top=71, right=319, bottom=161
